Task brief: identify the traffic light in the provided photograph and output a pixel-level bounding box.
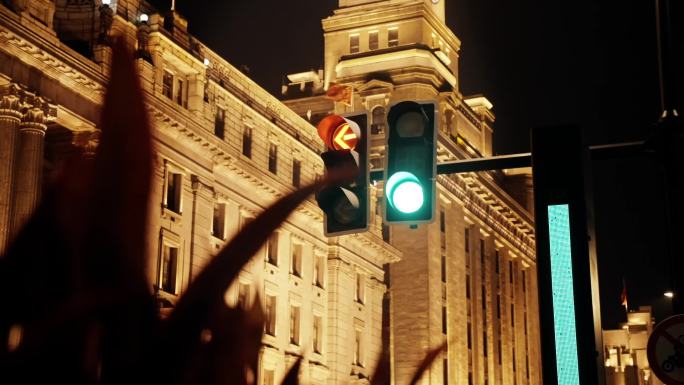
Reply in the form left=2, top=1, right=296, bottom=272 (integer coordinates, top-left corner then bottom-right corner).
left=315, top=113, right=369, bottom=236
left=384, top=101, right=437, bottom=224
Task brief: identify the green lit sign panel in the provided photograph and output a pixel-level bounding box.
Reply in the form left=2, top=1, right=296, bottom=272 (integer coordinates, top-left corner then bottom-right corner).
left=547, top=204, right=580, bottom=385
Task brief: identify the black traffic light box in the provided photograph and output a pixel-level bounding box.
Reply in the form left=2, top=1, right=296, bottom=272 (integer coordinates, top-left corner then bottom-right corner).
left=315, top=113, right=369, bottom=236
left=384, top=101, right=437, bottom=224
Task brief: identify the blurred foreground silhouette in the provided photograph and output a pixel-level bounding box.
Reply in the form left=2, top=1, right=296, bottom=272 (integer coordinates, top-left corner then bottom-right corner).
left=0, top=39, right=444, bottom=385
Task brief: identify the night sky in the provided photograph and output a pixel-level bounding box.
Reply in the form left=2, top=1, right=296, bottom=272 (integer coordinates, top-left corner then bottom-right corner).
left=153, top=0, right=683, bottom=328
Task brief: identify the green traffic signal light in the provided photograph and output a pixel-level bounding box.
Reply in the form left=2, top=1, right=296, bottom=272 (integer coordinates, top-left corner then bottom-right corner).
left=384, top=101, right=437, bottom=224
left=385, top=171, right=424, bottom=214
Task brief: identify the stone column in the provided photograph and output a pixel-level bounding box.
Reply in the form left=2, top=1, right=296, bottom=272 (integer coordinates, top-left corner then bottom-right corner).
left=0, top=84, right=22, bottom=254
left=10, top=96, right=48, bottom=238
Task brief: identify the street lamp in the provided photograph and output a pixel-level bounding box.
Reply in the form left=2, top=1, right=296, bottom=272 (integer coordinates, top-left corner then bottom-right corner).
left=664, top=291, right=674, bottom=298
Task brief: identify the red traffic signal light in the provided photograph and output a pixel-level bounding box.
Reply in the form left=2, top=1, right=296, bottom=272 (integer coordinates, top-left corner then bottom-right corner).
left=317, top=115, right=361, bottom=151
left=315, top=113, right=369, bottom=237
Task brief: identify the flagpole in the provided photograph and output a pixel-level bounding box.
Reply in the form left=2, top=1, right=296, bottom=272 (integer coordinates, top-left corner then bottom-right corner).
left=171, top=0, right=176, bottom=11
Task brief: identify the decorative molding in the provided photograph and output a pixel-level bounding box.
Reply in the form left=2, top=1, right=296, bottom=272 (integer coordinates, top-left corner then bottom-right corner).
left=0, top=24, right=105, bottom=97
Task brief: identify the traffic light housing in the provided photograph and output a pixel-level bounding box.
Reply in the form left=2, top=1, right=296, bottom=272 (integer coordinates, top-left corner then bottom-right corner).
left=384, top=101, right=437, bottom=224
left=315, top=113, right=369, bottom=236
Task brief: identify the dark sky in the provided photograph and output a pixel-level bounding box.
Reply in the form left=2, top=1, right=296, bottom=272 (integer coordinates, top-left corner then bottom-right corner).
left=156, top=0, right=682, bottom=328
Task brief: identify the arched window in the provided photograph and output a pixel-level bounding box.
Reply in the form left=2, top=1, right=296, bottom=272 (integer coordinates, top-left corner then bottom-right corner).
left=371, top=106, right=386, bottom=135
left=445, top=109, right=455, bottom=134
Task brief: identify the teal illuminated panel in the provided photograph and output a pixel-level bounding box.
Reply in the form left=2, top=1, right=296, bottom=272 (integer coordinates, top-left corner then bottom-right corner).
left=547, top=204, right=580, bottom=385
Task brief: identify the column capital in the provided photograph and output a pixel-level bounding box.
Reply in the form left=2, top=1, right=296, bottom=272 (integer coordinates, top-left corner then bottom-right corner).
left=20, top=96, right=48, bottom=135
left=72, top=130, right=101, bottom=157
left=0, top=84, right=23, bottom=120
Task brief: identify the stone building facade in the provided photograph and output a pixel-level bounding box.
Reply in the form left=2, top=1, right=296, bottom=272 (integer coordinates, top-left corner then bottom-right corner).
left=0, top=1, right=401, bottom=384
left=282, top=1, right=541, bottom=385
left=603, top=307, right=664, bottom=385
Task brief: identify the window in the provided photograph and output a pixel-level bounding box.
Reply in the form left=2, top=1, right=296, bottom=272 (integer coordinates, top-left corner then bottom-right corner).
left=495, top=250, right=500, bottom=274
left=467, top=321, right=472, bottom=349
left=371, top=106, right=386, bottom=135
left=355, top=273, right=365, bottom=304
left=165, top=170, right=183, bottom=213
left=513, top=348, right=517, bottom=372
left=314, top=254, right=325, bottom=288
left=466, top=275, right=471, bottom=299
left=354, top=329, right=363, bottom=365
left=369, top=31, right=378, bottom=50
left=382, top=222, right=390, bottom=243
left=212, top=203, right=226, bottom=239
left=441, top=255, right=447, bottom=283
left=468, top=373, right=473, bottom=385
left=522, top=270, right=526, bottom=292
left=265, top=295, right=276, bottom=336
left=176, top=78, right=185, bottom=107
left=313, top=315, right=323, bottom=353
left=480, top=239, right=485, bottom=264
left=442, top=306, right=447, bottom=334
left=496, top=295, right=501, bottom=318
left=162, top=71, right=173, bottom=99
left=268, top=143, right=278, bottom=174
left=440, top=211, right=446, bottom=233
left=160, top=243, right=178, bottom=294
left=482, top=286, right=486, bottom=310
left=511, top=304, right=515, bottom=326
left=388, top=28, right=399, bottom=47
left=509, top=260, right=514, bottom=284
left=498, top=339, right=502, bottom=365
left=263, top=369, right=275, bottom=385
left=289, top=305, right=300, bottom=345
left=291, top=243, right=302, bottom=277
left=266, top=234, right=278, bottom=265
left=214, top=108, right=225, bottom=139
left=483, top=331, right=488, bottom=357
left=350, top=34, right=360, bottom=53
left=237, top=282, right=250, bottom=309
left=443, top=358, right=449, bottom=385
left=292, top=159, right=301, bottom=187
left=465, top=228, right=470, bottom=253
left=242, top=126, right=252, bottom=158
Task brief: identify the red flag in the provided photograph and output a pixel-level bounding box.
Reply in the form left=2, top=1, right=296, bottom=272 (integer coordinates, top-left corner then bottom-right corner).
left=325, top=83, right=353, bottom=105
left=620, top=279, right=628, bottom=312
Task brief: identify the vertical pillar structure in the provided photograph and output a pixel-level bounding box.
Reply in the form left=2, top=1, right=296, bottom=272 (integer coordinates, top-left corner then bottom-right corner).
left=531, top=125, right=604, bottom=385
left=10, top=96, right=48, bottom=238
left=0, top=84, right=22, bottom=254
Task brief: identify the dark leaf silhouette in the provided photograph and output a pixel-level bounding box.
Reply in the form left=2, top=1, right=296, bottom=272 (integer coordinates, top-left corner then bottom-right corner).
left=281, top=358, right=302, bottom=385
left=408, top=342, right=448, bottom=385
left=370, top=344, right=391, bottom=385
left=0, top=27, right=439, bottom=385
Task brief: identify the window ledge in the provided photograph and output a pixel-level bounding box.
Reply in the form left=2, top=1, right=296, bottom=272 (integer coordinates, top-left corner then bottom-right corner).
left=162, top=207, right=182, bottom=221
left=289, top=273, right=304, bottom=286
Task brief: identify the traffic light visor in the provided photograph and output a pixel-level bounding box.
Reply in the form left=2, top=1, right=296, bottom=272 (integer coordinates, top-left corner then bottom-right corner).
left=317, top=115, right=361, bottom=151
left=386, top=171, right=424, bottom=214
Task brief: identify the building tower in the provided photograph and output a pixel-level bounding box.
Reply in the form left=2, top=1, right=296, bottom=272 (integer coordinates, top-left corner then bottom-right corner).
left=283, top=1, right=541, bottom=385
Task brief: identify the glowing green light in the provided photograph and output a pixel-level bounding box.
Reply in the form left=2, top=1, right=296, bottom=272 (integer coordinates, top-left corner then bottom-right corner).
left=386, top=172, right=424, bottom=214
left=548, top=204, right=579, bottom=385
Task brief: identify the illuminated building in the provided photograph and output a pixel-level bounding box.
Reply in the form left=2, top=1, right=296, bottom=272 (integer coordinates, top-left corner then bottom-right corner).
left=603, top=307, right=663, bottom=385
left=0, top=1, right=400, bottom=384
left=283, top=1, right=541, bottom=385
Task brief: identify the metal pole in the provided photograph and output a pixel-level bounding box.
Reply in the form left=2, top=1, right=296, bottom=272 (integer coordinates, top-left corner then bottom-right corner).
left=653, top=0, right=684, bottom=314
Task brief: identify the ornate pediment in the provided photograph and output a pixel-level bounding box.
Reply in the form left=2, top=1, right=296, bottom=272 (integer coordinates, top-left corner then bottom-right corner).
left=356, top=79, right=394, bottom=94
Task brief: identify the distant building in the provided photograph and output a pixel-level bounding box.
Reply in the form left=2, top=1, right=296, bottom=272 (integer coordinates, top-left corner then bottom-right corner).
left=283, top=1, right=540, bottom=385
left=603, top=307, right=664, bottom=385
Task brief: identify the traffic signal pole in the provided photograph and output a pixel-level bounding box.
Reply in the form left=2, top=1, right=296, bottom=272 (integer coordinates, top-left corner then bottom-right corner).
left=653, top=0, right=684, bottom=315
